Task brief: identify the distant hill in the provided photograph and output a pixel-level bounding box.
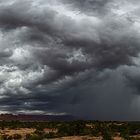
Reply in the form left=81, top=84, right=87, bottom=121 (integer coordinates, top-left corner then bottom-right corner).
left=0, top=114, right=79, bottom=121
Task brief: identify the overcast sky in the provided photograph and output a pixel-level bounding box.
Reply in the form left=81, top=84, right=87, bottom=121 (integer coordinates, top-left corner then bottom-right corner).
left=1, top=0, right=140, bottom=120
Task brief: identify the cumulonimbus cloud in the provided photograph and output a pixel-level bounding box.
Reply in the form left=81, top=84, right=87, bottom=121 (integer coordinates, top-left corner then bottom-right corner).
left=0, top=0, right=140, bottom=120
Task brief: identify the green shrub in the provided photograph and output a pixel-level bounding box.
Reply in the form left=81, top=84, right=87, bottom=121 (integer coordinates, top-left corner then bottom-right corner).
left=25, top=134, right=42, bottom=140
left=12, top=134, right=22, bottom=139
left=44, top=132, right=56, bottom=139
left=0, top=136, right=4, bottom=140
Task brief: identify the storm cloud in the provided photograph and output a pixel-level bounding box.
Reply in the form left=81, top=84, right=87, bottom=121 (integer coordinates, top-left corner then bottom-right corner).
left=0, top=0, right=140, bottom=120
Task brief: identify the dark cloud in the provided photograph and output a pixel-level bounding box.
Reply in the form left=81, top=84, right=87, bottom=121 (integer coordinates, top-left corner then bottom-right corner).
left=60, top=0, right=111, bottom=15
left=0, top=0, right=140, bottom=120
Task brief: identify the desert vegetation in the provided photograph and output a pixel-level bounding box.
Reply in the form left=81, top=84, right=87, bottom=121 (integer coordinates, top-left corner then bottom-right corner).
left=0, top=121, right=139, bottom=139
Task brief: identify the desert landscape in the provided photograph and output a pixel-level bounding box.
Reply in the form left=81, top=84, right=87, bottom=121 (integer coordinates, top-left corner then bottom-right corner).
left=1, top=0, right=140, bottom=139
left=0, top=117, right=138, bottom=140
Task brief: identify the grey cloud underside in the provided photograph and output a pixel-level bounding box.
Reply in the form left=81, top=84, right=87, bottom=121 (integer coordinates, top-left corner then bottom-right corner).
left=0, top=0, right=140, bottom=120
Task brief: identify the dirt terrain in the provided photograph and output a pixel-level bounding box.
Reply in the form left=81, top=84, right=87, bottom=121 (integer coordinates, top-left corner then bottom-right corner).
left=0, top=128, right=60, bottom=139
left=45, top=136, right=102, bottom=140
left=44, top=136, right=125, bottom=140
left=0, top=128, right=35, bottom=136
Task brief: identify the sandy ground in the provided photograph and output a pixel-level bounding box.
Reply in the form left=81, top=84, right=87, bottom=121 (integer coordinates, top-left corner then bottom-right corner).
left=113, top=137, right=124, bottom=140
left=0, top=129, right=125, bottom=140
left=45, top=136, right=102, bottom=140
left=45, top=136, right=125, bottom=140
left=0, top=128, right=35, bottom=136
left=44, top=128, right=58, bottom=133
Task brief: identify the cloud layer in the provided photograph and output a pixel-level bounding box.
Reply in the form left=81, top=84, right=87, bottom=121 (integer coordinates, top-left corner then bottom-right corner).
left=0, top=0, right=140, bottom=120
